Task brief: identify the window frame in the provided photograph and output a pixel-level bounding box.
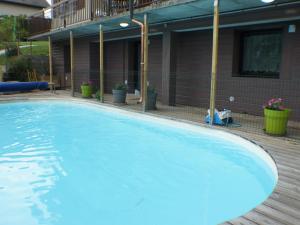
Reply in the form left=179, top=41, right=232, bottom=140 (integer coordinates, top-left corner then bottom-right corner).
left=238, top=29, right=283, bottom=79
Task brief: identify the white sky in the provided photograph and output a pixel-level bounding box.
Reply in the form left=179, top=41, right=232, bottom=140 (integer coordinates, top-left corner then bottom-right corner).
left=47, top=0, right=51, bottom=5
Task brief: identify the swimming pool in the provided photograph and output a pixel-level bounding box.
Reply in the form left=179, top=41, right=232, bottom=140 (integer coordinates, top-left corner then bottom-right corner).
left=0, top=101, right=277, bottom=225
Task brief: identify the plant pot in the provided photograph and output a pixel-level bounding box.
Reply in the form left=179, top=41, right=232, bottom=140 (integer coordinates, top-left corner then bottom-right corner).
left=264, top=108, right=291, bottom=136
left=146, top=92, right=157, bottom=110
left=112, top=89, right=126, bottom=103
left=81, top=85, right=92, bottom=98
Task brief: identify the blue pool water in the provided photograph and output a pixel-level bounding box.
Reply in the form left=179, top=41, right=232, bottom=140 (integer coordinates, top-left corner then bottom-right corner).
left=0, top=101, right=277, bottom=225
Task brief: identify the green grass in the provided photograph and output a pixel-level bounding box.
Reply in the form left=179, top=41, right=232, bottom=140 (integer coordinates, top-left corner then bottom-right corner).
left=0, top=55, right=6, bottom=65
left=0, top=41, right=49, bottom=55
left=20, top=41, right=49, bottom=56
left=0, top=41, right=49, bottom=65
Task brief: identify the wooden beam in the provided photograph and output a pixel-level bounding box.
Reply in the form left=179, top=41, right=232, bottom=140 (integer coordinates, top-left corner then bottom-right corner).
left=70, top=31, right=75, bottom=97
left=48, top=36, right=53, bottom=85
left=99, top=24, right=104, bottom=103
left=142, top=14, right=149, bottom=112
left=209, top=0, right=220, bottom=125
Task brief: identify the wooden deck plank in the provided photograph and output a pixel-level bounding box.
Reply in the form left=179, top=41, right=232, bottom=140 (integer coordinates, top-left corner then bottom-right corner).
left=263, top=198, right=300, bottom=219
left=229, top=217, right=259, bottom=225
left=255, top=204, right=299, bottom=225
left=243, top=210, right=284, bottom=225
left=270, top=192, right=300, bottom=209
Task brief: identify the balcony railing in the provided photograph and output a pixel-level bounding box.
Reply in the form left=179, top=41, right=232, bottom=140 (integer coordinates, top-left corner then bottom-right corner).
left=27, top=0, right=166, bottom=37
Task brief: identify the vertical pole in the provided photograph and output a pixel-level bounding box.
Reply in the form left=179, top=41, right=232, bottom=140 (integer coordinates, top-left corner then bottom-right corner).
left=17, top=39, right=20, bottom=56
left=209, top=0, right=220, bottom=125
left=30, top=41, right=33, bottom=56
left=140, top=23, right=144, bottom=104
left=99, top=24, right=104, bottom=103
left=70, top=30, right=75, bottom=97
left=48, top=36, right=53, bottom=90
left=12, top=16, right=16, bottom=42
left=142, top=14, right=149, bottom=112
left=90, top=0, right=93, bottom=20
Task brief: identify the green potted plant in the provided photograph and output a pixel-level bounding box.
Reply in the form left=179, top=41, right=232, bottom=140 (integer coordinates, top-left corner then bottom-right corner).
left=81, top=81, right=93, bottom=98
left=112, top=83, right=127, bottom=104
left=95, top=90, right=102, bottom=101
left=146, top=86, right=157, bottom=110
left=263, top=98, right=291, bottom=136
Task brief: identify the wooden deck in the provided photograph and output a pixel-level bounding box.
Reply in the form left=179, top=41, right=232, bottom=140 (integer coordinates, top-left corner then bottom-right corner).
left=222, top=135, right=300, bottom=225
left=1, top=90, right=300, bottom=225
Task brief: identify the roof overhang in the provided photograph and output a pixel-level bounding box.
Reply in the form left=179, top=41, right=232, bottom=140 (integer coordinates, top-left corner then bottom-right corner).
left=1, top=0, right=49, bottom=8
left=29, top=0, right=300, bottom=41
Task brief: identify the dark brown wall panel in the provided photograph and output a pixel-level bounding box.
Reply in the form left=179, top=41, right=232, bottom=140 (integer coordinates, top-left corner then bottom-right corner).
left=73, top=38, right=90, bottom=92
left=104, top=40, right=125, bottom=93
left=90, top=42, right=100, bottom=90
left=52, top=42, right=65, bottom=87
left=176, top=24, right=300, bottom=120
left=175, top=30, right=213, bottom=108
left=148, top=36, right=163, bottom=100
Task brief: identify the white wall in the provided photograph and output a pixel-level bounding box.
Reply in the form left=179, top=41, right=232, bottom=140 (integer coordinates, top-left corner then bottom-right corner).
left=0, top=2, right=42, bottom=16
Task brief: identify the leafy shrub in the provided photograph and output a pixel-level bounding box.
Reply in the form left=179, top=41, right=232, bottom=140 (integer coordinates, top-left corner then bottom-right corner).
left=95, top=90, right=102, bottom=101
left=113, top=83, right=127, bottom=91
left=6, top=56, right=32, bottom=81
left=4, top=43, right=18, bottom=57
left=147, top=86, right=156, bottom=94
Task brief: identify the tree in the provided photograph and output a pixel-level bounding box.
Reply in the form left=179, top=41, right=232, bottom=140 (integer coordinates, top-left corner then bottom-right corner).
left=0, top=15, right=28, bottom=44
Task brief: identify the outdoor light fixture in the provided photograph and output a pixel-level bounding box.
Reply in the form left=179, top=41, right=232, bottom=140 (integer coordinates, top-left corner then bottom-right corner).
left=120, top=22, right=129, bottom=28
left=261, top=0, right=275, bottom=3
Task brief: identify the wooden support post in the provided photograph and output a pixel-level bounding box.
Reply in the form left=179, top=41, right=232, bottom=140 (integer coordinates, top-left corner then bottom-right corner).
left=48, top=36, right=54, bottom=92
left=209, top=0, right=220, bottom=125
left=142, top=14, right=149, bottom=112
left=99, top=24, right=104, bottom=103
left=70, top=31, right=75, bottom=97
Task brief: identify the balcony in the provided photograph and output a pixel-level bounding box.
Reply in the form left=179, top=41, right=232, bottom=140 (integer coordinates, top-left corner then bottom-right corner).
left=27, top=0, right=169, bottom=37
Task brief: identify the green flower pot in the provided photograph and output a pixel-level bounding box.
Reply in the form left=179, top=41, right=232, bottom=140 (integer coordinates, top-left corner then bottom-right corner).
left=264, top=108, right=291, bottom=136
left=81, top=85, right=92, bottom=98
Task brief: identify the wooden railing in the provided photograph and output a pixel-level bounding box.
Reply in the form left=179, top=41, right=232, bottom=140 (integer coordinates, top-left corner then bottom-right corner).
left=27, top=11, right=52, bottom=35
left=27, top=0, right=167, bottom=37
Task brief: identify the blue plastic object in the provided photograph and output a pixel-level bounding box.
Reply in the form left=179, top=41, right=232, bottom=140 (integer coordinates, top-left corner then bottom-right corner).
left=205, top=112, right=225, bottom=125
left=0, top=82, right=48, bottom=92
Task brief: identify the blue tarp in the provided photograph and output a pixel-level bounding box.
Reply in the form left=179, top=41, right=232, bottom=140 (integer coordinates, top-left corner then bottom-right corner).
left=0, top=82, right=48, bottom=92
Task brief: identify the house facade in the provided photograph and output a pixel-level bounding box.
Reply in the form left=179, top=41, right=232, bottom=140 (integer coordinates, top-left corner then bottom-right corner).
left=28, top=0, right=300, bottom=121
left=0, top=0, right=49, bottom=16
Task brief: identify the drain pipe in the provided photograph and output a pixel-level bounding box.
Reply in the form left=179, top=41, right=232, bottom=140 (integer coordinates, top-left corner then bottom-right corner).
left=131, top=18, right=145, bottom=105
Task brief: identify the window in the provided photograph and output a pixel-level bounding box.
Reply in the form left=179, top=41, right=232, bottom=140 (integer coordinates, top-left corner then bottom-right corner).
left=240, top=29, right=282, bottom=78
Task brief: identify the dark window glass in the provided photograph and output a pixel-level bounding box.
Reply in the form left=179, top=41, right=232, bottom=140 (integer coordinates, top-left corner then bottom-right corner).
left=240, top=30, right=282, bottom=78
